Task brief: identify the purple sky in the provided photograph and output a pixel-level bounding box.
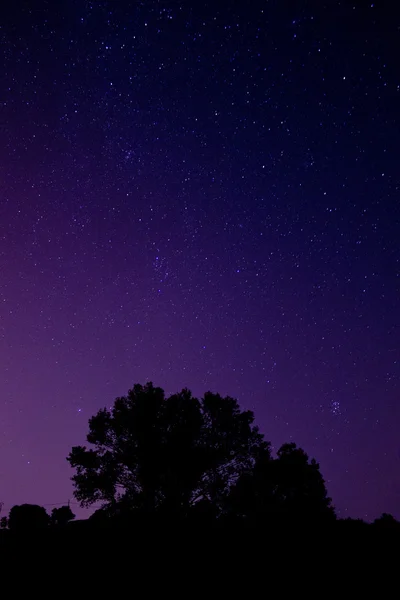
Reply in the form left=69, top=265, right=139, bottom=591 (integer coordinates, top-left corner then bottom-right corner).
left=1, top=1, right=399, bottom=521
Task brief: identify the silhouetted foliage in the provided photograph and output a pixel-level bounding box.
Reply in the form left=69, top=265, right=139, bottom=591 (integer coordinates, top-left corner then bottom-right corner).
left=67, top=382, right=268, bottom=516
left=372, top=513, right=400, bottom=531
left=337, top=517, right=369, bottom=532
left=227, top=442, right=335, bottom=523
left=89, top=506, right=111, bottom=522
left=8, top=504, right=50, bottom=530
left=51, top=505, right=76, bottom=526
left=0, top=382, right=398, bottom=553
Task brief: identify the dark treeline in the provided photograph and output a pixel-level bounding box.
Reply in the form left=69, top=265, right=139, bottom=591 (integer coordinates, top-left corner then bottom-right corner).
left=1, top=383, right=399, bottom=550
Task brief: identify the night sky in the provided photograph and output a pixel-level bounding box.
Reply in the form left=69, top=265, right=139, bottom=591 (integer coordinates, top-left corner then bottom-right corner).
left=1, top=0, right=399, bottom=521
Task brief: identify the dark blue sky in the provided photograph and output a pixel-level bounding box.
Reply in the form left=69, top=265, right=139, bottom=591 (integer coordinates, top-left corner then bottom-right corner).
left=1, top=0, right=399, bottom=520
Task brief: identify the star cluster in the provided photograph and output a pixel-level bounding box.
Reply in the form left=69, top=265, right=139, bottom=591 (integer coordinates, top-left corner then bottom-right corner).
left=0, top=1, right=399, bottom=520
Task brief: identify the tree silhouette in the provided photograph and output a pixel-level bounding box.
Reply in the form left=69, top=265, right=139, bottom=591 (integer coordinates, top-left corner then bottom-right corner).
left=337, top=517, right=369, bottom=532
left=272, top=443, right=334, bottom=520
left=372, top=513, right=400, bottom=531
left=8, top=504, right=50, bottom=531
left=67, top=382, right=268, bottom=517
left=51, top=505, right=76, bottom=527
left=228, top=442, right=335, bottom=523
left=0, top=516, right=8, bottom=529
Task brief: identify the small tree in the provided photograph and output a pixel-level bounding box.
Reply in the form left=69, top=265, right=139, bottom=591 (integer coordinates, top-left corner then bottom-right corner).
left=8, top=504, right=50, bottom=531
left=67, top=382, right=268, bottom=516
left=51, top=505, right=76, bottom=526
left=272, top=443, right=335, bottom=519
left=0, top=516, right=8, bottom=529
left=228, top=442, right=335, bottom=522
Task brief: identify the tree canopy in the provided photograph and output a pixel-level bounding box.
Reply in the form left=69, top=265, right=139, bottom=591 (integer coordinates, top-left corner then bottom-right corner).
left=67, top=382, right=335, bottom=523
left=8, top=504, right=50, bottom=530
left=67, top=382, right=268, bottom=517
left=51, top=505, right=76, bottom=527
left=228, top=442, right=335, bottom=523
